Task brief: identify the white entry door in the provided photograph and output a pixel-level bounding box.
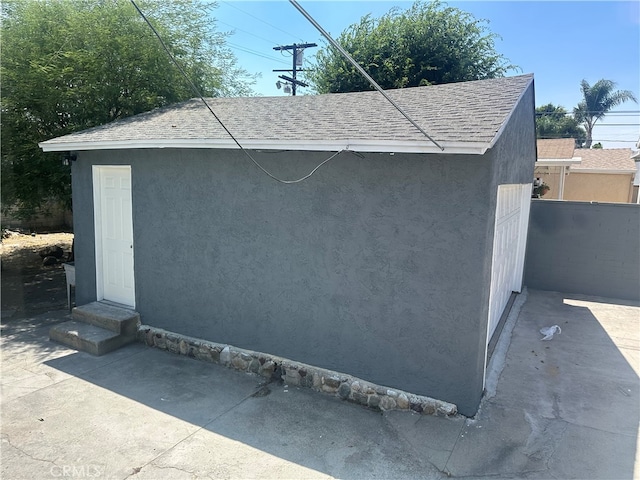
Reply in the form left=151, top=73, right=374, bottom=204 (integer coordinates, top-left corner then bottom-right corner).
left=486, top=184, right=531, bottom=345
left=93, top=166, right=135, bottom=307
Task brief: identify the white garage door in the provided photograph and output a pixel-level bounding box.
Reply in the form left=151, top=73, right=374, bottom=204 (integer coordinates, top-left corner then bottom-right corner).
left=486, top=184, right=531, bottom=345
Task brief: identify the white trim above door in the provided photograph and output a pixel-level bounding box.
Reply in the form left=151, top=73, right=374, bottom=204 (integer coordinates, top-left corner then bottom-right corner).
left=92, top=166, right=136, bottom=307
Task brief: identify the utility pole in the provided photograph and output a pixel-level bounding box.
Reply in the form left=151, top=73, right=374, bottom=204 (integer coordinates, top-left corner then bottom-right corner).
left=273, top=43, right=316, bottom=95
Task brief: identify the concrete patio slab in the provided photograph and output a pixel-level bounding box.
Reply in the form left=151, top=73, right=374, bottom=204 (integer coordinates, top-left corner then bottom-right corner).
left=1, top=288, right=638, bottom=479
left=444, top=289, right=639, bottom=479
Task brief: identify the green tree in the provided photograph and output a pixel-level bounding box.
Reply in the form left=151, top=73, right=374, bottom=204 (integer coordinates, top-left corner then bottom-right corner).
left=1, top=0, right=254, bottom=219
left=574, top=79, right=637, bottom=148
left=308, top=0, right=515, bottom=94
left=535, top=104, right=586, bottom=147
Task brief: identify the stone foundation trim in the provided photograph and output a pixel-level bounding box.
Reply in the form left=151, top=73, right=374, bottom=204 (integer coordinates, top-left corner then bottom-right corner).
left=138, top=325, right=457, bottom=416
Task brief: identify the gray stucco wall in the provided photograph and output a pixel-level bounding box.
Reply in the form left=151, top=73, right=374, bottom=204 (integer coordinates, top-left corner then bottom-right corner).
left=489, top=82, right=537, bottom=187
left=525, top=200, right=640, bottom=301
left=472, top=81, right=537, bottom=373
left=69, top=84, right=536, bottom=416
left=71, top=158, right=97, bottom=305
left=73, top=147, right=496, bottom=415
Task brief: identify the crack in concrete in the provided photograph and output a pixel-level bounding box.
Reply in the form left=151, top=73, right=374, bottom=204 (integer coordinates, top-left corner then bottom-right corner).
left=450, top=469, right=551, bottom=479
left=437, top=419, right=467, bottom=477
left=524, top=410, right=568, bottom=473
left=379, top=414, right=450, bottom=477
left=121, top=380, right=263, bottom=479
left=488, top=394, right=637, bottom=438
left=536, top=394, right=569, bottom=474
left=1, top=433, right=60, bottom=468
left=142, top=463, right=212, bottom=479
left=558, top=417, right=635, bottom=437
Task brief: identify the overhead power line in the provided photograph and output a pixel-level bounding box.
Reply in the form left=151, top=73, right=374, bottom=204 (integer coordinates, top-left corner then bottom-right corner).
left=538, top=137, right=638, bottom=143
left=587, top=124, right=640, bottom=127
left=221, top=1, right=306, bottom=42
left=536, top=111, right=640, bottom=116
left=130, top=0, right=347, bottom=184
left=288, top=0, right=443, bottom=151
left=217, top=19, right=280, bottom=45
left=228, top=42, right=291, bottom=65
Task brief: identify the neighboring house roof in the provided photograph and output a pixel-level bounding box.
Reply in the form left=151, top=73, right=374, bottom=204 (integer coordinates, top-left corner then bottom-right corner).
left=536, top=138, right=581, bottom=166
left=571, top=148, right=637, bottom=174
left=537, top=138, right=575, bottom=159
left=39, top=74, right=534, bottom=155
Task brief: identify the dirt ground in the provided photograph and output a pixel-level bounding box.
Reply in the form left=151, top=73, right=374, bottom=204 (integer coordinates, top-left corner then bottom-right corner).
left=1, top=231, right=74, bottom=318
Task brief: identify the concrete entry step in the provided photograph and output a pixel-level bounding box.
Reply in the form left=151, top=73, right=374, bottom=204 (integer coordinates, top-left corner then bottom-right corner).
left=72, top=301, right=139, bottom=336
left=50, top=301, right=139, bottom=356
left=50, top=320, right=136, bottom=356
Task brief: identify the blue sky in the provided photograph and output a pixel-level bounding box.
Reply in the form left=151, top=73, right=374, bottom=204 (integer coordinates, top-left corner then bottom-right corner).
left=214, top=1, right=640, bottom=148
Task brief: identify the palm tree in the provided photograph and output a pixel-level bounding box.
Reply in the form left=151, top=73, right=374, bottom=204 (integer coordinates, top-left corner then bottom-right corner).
left=574, top=79, right=637, bottom=148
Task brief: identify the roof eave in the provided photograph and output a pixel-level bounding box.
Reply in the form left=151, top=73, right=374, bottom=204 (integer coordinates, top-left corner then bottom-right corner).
left=570, top=168, right=636, bottom=174
left=39, top=138, right=490, bottom=155
left=486, top=76, right=535, bottom=150
left=536, top=156, right=582, bottom=166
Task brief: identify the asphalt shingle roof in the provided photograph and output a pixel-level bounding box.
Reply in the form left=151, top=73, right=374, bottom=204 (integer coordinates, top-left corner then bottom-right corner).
left=571, top=148, right=636, bottom=172
left=40, top=74, right=533, bottom=153
left=537, top=139, right=576, bottom=159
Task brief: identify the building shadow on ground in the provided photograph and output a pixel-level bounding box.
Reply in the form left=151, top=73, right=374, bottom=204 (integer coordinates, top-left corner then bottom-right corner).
left=1, top=288, right=638, bottom=479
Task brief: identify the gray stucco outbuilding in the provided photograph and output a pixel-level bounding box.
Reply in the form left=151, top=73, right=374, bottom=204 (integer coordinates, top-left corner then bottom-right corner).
left=41, top=74, right=536, bottom=416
